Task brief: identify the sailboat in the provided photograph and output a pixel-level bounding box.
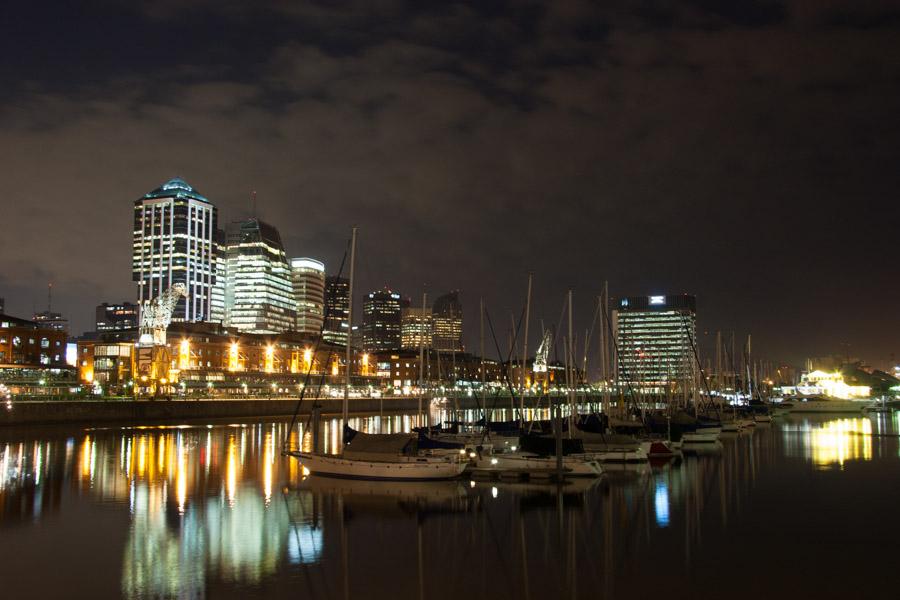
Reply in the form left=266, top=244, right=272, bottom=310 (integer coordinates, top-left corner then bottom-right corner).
left=285, top=227, right=466, bottom=481
left=289, top=427, right=467, bottom=480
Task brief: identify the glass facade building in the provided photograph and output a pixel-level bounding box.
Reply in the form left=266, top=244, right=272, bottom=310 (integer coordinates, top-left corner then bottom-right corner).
left=613, top=294, right=697, bottom=392
left=96, top=302, right=139, bottom=331
left=223, top=218, right=296, bottom=334
left=291, top=258, right=326, bottom=335
left=323, top=277, right=350, bottom=346
left=401, top=307, right=433, bottom=350
left=210, top=228, right=227, bottom=323
left=132, top=178, right=218, bottom=322
left=361, top=288, right=404, bottom=352
left=432, top=291, right=463, bottom=352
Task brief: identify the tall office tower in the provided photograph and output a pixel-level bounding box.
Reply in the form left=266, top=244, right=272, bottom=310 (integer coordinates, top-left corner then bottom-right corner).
left=432, top=290, right=463, bottom=352
left=613, top=294, right=697, bottom=392
left=323, top=276, right=350, bottom=345
left=362, top=288, right=404, bottom=352
left=401, top=307, right=433, bottom=350
left=223, top=218, right=296, bottom=333
left=132, top=177, right=218, bottom=322
left=96, top=302, right=139, bottom=331
left=209, top=228, right=227, bottom=323
left=291, top=258, right=326, bottom=335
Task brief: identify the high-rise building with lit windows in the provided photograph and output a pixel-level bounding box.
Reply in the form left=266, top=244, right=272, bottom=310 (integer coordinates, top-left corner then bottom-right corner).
left=613, top=294, right=696, bottom=392
left=291, top=258, right=326, bottom=335
left=362, top=288, right=404, bottom=352
left=96, top=302, right=139, bottom=331
left=323, top=276, right=350, bottom=345
left=401, top=307, right=433, bottom=350
left=432, top=291, right=463, bottom=352
left=223, top=218, right=296, bottom=334
left=210, top=228, right=227, bottom=322
left=132, top=177, right=218, bottom=322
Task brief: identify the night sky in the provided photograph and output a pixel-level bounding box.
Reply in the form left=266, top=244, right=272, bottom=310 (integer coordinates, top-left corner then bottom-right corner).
left=1, top=1, right=898, bottom=368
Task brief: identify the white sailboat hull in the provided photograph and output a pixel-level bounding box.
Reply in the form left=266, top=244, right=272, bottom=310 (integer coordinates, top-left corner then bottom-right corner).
left=786, top=399, right=866, bottom=413
left=475, top=453, right=603, bottom=477
left=289, top=452, right=467, bottom=480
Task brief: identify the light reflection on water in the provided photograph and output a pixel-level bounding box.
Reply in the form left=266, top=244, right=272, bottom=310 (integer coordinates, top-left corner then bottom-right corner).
left=781, top=417, right=876, bottom=467
left=0, top=412, right=898, bottom=599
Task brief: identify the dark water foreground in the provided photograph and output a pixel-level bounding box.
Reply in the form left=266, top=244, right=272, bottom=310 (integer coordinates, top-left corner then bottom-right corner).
left=1, top=411, right=899, bottom=599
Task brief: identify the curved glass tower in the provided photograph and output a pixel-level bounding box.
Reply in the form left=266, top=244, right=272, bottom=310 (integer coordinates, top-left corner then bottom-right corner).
left=224, top=218, right=296, bottom=333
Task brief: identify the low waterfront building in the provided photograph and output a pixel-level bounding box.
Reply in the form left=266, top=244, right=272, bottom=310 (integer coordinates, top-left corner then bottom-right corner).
left=0, top=313, right=69, bottom=367
left=76, top=322, right=380, bottom=396
left=1, top=313, right=75, bottom=395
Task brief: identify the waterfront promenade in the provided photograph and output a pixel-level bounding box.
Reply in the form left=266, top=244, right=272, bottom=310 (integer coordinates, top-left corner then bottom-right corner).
left=0, top=395, right=490, bottom=426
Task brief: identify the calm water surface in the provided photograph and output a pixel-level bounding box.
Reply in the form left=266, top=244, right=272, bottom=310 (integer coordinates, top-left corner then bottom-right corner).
left=2, top=411, right=899, bottom=599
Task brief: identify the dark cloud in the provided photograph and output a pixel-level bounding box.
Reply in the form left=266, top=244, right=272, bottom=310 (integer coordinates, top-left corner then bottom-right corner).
left=1, top=0, right=899, bottom=368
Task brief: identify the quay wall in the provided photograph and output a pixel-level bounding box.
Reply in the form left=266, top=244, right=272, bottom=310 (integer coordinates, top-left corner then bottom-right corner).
left=0, top=396, right=490, bottom=426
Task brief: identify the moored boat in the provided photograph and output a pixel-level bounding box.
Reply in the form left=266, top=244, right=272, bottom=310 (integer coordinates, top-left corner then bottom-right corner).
left=288, top=430, right=467, bottom=481
left=784, top=396, right=867, bottom=413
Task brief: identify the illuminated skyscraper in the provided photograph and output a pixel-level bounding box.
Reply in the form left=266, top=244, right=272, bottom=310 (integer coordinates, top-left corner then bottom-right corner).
left=432, top=291, right=463, bottom=352
left=362, top=288, right=404, bottom=352
left=401, top=307, right=433, bottom=350
left=223, top=218, right=296, bottom=333
left=210, top=228, right=227, bottom=323
left=291, top=258, right=326, bottom=335
left=132, top=177, right=218, bottom=322
left=323, top=276, right=350, bottom=345
left=613, top=294, right=696, bottom=392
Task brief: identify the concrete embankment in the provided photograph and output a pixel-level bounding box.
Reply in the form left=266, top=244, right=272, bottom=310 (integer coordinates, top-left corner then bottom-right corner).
left=0, top=396, right=486, bottom=426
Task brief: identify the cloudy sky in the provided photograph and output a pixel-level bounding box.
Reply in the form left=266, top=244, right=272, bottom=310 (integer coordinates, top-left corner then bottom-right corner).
left=1, top=0, right=898, bottom=367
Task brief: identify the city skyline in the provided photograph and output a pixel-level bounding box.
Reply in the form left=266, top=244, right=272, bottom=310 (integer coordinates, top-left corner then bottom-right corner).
left=2, top=2, right=899, bottom=367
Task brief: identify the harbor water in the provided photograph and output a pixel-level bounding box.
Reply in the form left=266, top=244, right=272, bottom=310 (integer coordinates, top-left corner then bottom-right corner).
left=1, top=411, right=899, bottom=599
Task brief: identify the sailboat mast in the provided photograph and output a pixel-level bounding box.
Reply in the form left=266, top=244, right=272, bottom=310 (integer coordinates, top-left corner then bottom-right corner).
left=418, top=290, right=427, bottom=420
left=521, top=273, right=532, bottom=415
left=480, top=297, right=486, bottom=422
left=342, top=226, right=357, bottom=424
left=746, top=334, right=753, bottom=401
left=567, top=289, right=575, bottom=428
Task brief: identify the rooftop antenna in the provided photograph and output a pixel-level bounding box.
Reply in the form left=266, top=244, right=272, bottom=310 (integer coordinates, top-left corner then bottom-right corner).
left=250, top=190, right=257, bottom=218
left=47, top=282, right=52, bottom=313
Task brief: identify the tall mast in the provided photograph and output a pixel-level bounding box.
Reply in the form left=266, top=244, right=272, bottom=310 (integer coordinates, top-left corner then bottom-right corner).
left=480, top=297, right=486, bottom=421
left=567, top=289, right=575, bottom=430
left=343, top=226, right=357, bottom=424
left=520, top=273, right=532, bottom=415
left=601, top=282, right=609, bottom=416
left=418, top=290, right=427, bottom=420
left=715, top=330, right=722, bottom=396
left=746, top=334, right=752, bottom=401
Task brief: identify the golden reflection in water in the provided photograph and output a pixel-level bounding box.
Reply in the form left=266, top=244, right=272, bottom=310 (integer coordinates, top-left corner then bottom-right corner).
left=809, top=418, right=872, bottom=467
left=226, top=435, right=237, bottom=506
left=263, top=431, right=273, bottom=504
left=176, top=435, right=187, bottom=514
left=0, top=444, right=9, bottom=492
left=81, top=436, right=92, bottom=481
